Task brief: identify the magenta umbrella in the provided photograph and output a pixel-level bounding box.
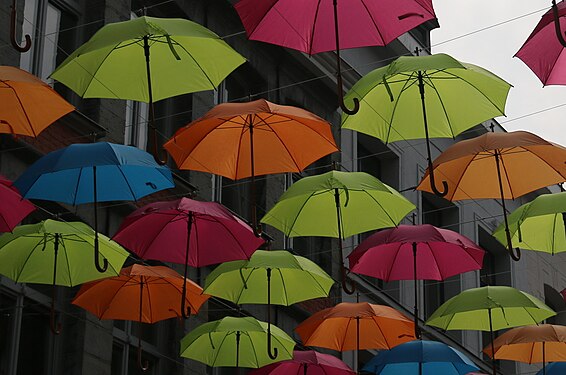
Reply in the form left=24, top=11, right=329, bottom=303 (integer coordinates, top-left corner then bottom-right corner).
left=515, top=0, right=566, bottom=85
left=348, top=224, right=485, bottom=338
left=113, top=197, right=264, bottom=318
left=234, top=0, right=436, bottom=114
left=250, top=350, right=355, bottom=375
left=0, top=176, right=35, bottom=232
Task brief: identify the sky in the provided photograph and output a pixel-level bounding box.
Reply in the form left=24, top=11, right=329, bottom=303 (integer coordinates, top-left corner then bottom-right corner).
left=429, top=0, right=566, bottom=146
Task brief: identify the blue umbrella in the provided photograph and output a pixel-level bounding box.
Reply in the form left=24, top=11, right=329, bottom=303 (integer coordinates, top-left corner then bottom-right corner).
left=362, top=340, right=480, bottom=375
left=15, top=142, right=175, bottom=271
left=537, top=362, right=566, bottom=375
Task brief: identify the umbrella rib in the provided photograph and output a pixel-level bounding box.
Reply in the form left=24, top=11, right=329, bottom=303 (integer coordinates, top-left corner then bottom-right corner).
left=174, top=42, right=216, bottom=88
left=6, top=85, right=37, bottom=136
left=82, top=44, right=123, bottom=98
left=124, top=213, right=180, bottom=258
left=144, top=278, right=152, bottom=323
left=340, top=318, right=354, bottom=351
left=307, top=0, right=322, bottom=56
left=551, top=213, right=558, bottom=255
left=359, top=0, right=386, bottom=43
left=427, top=243, right=445, bottom=280
left=115, top=166, right=139, bottom=201
left=233, top=268, right=256, bottom=304
left=272, top=115, right=337, bottom=148
left=14, top=235, right=52, bottom=282
left=443, top=154, right=478, bottom=199
left=248, top=330, right=261, bottom=367
left=361, top=190, right=399, bottom=228
left=209, top=216, right=253, bottom=260
left=71, top=168, right=84, bottom=206
left=60, top=237, right=73, bottom=286
left=425, top=75, right=457, bottom=138
left=246, top=0, right=285, bottom=38
left=209, top=331, right=231, bottom=367
left=277, top=268, right=289, bottom=305
left=283, top=191, right=318, bottom=237
left=262, top=122, right=302, bottom=171
left=442, top=71, right=507, bottom=116
left=233, top=116, right=248, bottom=180
left=98, top=278, right=130, bottom=319
left=385, top=74, right=416, bottom=143
left=385, top=243, right=404, bottom=281
left=525, top=146, right=566, bottom=187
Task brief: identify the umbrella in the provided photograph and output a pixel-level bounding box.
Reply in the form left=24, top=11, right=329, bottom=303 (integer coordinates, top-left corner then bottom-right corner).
left=341, top=53, right=511, bottom=197
left=514, top=0, right=566, bottom=85
left=425, top=286, right=556, bottom=375
left=0, top=65, right=74, bottom=137
left=417, top=130, right=566, bottom=261
left=180, top=316, right=295, bottom=369
left=483, top=324, right=566, bottom=375
left=203, top=250, right=333, bottom=359
left=537, top=362, right=566, bottom=375
left=113, top=197, right=264, bottom=318
left=295, top=302, right=416, bottom=372
left=234, top=0, right=436, bottom=114
left=249, top=350, right=355, bottom=375
left=163, top=99, right=339, bottom=231
left=9, top=0, right=31, bottom=53
left=492, top=191, right=566, bottom=255
left=0, top=176, right=35, bottom=232
left=14, top=142, right=174, bottom=272
left=261, top=170, right=415, bottom=293
left=347, top=224, right=485, bottom=338
left=73, top=264, right=210, bottom=370
left=50, top=16, right=245, bottom=161
left=362, top=340, right=480, bottom=375
left=0, top=219, right=129, bottom=334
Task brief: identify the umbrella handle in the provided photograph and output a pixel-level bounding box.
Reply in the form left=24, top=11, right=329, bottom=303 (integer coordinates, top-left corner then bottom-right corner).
left=427, top=162, right=448, bottom=197
left=10, top=0, right=31, bottom=53
left=507, top=244, right=521, bottom=261
left=50, top=308, right=62, bottom=335
left=341, top=265, right=356, bottom=295
left=552, top=0, right=566, bottom=48
left=267, top=330, right=278, bottom=360
left=94, top=237, right=108, bottom=273
left=138, top=344, right=149, bottom=372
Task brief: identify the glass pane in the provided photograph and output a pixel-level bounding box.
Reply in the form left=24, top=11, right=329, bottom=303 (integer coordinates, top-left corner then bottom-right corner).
left=40, top=3, right=61, bottom=83
left=111, top=342, right=125, bottom=375
left=19, top=0, right=38, bottom=72
left=17, top=298, right=50, bottom=375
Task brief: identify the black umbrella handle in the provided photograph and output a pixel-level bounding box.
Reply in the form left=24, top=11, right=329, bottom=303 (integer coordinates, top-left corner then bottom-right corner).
left=10, top=0, right=31, bottom=53
left=94, top=234, right=109, bottom=272
left=50, top=233, right=62, bottom=335
left=266, top=268, right=278, bottom=360
left=552, top=0, right=566, bottom=48
left=181, top=212, right=193, bottom=319
left=93, top=166, right=108, bottom=273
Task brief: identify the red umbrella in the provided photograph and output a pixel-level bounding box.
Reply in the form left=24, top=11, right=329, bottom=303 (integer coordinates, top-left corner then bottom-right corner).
left=0, top=176, right=35, bottom=232
left=234, top=0, right=436, bottom=114
left=250, top=350, right=355, bottom=375
left=113, top=198, right=264, bottom=318
left=515, top=0, right=566, bottom=85
left=348, top=224, right=485, bottom=338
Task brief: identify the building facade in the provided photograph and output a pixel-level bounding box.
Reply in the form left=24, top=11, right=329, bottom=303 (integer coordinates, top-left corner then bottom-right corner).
left=1, top=0, right=565, bottom=374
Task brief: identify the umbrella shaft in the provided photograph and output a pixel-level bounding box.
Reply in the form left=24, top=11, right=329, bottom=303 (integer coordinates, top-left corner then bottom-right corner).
left=489, top=308, right=496, bottom=375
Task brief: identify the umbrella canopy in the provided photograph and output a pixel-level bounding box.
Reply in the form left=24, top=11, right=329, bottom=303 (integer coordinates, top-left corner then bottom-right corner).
left=72, top=264, right=209, bottom=322
left=180, top=316, right=295, bottom=368
left=250, top=350, right=355, bottom=375
left=234, top=0, right=436, bottom=114
left=14, top=142, right=174, bottom=272
left=348, top=224, right=485, bottom=338
left=492, top=191, right=566, bottom=255
left=362, top=340, right=480, bottom=375
left=50, top=16, right=245, bottom=102
left=164, top=99, right=338, bottom=180
left=417, top=130, right=566, bottom=260
left=261, top=170, right=415, bottom=294
left=0, top=176, right=35, bottom=232
left=203, top=250, right=333, bottom=305
left=483, top=324, right=566, bottom=364
left=295, top=302, right=415, bottom=352
left=426, top=286, right=556, bottom=375
left=515, top=0, right=566, bottom=86
left=0, top=219, right=129, bottom=334
left=537, top=362, right=566, bottom=375
left=0, top=66, right=74, bottom=137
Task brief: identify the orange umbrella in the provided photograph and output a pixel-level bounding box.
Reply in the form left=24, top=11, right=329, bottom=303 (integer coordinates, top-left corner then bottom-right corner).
left=164, top=99, right=339, bottom=230
left=295, top=302, right=415, bottom=372
left=483, top=324, right=566, bottom=375
left=417, top=130, right=566, bottom=260
left=72, top=264, right=210, bottom=370
left=0, top=66, right=74, bottom=137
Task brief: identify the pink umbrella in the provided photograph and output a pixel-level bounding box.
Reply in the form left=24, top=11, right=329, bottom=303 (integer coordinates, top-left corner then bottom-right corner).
left=348, top=224, right=485, bottom=338
left=113, top=198, right=264, bottom=317
left=234, top=0, right=436, bottom=114
left=250, top=350, right=355, bottom=375
left=0, top=176, right=35, bottom=232
left=515, top=0, right=566, bottom=85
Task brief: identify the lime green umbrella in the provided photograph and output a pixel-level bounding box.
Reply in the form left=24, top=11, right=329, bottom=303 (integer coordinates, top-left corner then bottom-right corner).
left=341, top=53, right=511, bottom=197
left=493, top=191, right=566, bottom=255
left=50, top=16, right=245, bottom=160
left=204, top=250, right=333, bottom=359
left=0, top=219, right=129, bottom=334
left=180, top=316, right=295, bottom=369
left=426, top=286, right=556, bottom=375
left=261, top=170, right=415, bottom=294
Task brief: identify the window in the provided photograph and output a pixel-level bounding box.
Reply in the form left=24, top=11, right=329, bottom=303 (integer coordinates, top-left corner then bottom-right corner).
left=124, top=100, right=149, bottom=149
left=357, top=133, right=399, bottom=189
left=111, top=320, right=161, bottom=375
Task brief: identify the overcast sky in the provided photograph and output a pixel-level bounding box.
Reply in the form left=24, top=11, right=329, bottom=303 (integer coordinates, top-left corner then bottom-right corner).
left=429, top=0, right=566, bottom=145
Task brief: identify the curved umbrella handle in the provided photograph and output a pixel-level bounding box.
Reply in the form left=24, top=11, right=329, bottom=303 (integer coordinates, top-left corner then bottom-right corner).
left=94, top=237, right=108, bottom=273
left=429, top=169, right=449, bottom=197
left=552, top=0, right=566, bottom=48
left=138, top=344, right=149, bottom=372
left=10, top=0, right=31, bottom=53
left=339, top=93, right=360, bottom=116
left=50, top=308, right=62, bottom=335
left=341, top=264, right=356, bottom=295
left=504, top=228, right=521, bottom=261
left=267, top=329, right=278, bottom=360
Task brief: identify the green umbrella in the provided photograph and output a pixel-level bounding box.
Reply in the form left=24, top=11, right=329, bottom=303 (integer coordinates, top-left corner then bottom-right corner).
left=426, top=286, right=556, bottom=375
left=341, top=52, right=511, bottom=197
left=493, top=191, right=566, bottom=255
left=203, top=250, right=333, bottom=359
left=50, top=16, right=245, bottom=160
left=0, top=219, right=129, bottom=334
left=260, top=170, right=415, bottom=294
left=180, top=316, right=295, bottom=369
